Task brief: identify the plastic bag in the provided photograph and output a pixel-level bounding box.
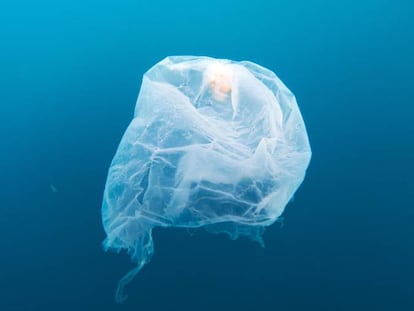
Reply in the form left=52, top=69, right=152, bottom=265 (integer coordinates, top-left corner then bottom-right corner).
left=102, top=56, right=311, bottom=302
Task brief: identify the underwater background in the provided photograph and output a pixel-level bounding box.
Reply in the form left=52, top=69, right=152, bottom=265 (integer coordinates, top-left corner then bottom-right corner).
left=1, top=0, right=413, bottom=310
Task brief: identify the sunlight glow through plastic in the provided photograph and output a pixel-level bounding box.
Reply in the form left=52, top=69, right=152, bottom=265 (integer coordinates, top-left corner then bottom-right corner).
left=102, top=56, right=311, bottom=302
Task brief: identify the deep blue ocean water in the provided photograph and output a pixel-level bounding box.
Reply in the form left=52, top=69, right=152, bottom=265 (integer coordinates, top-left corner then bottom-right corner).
left=1, top=0, right=413, bottom=310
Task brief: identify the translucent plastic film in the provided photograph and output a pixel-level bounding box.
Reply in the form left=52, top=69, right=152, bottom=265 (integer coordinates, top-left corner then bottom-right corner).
left=102, top=56, right=311, bottom=302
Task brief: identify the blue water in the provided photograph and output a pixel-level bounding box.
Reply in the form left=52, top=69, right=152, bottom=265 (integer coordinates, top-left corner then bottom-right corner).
left=1, top=1, right=413, bottom=310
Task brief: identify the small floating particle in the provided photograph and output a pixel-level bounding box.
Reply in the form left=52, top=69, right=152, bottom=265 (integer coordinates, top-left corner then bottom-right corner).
left=50, top=184, right=58, bottom=193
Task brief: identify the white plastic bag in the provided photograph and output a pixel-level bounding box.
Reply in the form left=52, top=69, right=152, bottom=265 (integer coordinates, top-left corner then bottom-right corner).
left=102, top=56, right=311, bottom=301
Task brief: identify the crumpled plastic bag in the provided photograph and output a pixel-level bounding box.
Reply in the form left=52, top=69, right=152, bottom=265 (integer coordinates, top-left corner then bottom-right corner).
left=102, top=56, right=311, bottom=302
